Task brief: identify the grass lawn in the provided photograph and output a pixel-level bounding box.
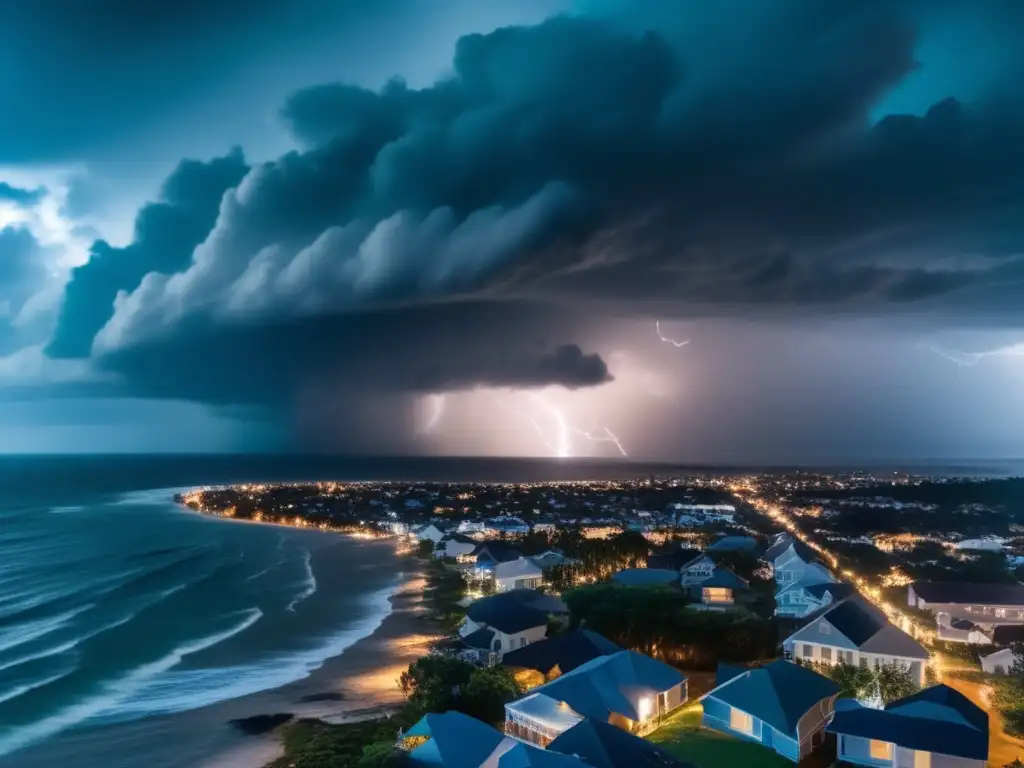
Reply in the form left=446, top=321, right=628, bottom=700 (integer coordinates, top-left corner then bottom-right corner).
left=648, top=704, right=793, bottom=768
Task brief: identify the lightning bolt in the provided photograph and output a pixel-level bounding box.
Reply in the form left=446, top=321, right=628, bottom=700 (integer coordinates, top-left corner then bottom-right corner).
left=489, top=390, right=628, bottom=458
left=416, top=393, right=446, bottom=435
left=576, top=425, right=628, bottom=456
left=656, top=321, right=690, bottom=348
left=922, top=342, right=1024, bottom=367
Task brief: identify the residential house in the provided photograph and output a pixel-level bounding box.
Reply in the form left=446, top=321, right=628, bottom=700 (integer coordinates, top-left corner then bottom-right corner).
left=417, top=523, right=452, bottom=544
left=679, top=553, right=716, bottom=585
left=435, top=533, right=478, bottom=561
left=461, top=589, right=555, bottom=659
left=503, top=650, right=687, bottom=745
left=472, top=542, right=524, bottom=577
left=701, top=660, right=840, bottom=762
left=532, top=549, right=569, bottom=569
left=685, top=567, right=751, bottom=609
left=547, top=719, right=698, bottom=768
left=483, top=516, right=531, bottom=536
left=775, top=581, right=855, bottom=618
left=707, top=535, right=759, bottom=554
left=402, top=711, right=587, bottom=768
left=827, top=684, right=988, bottom=767
left=495, top=557, right=545, bottom=592
left=980, top=646, right=1017, bottom=675
left=937, top=617, right=993, bottom=645
left=501, top=630, right=623, bottom=687
left=908, top=581, right=1024, bottom=626
left=784, top=597, right=930, bottom=686
left=765, top=532, right=836, bottom=588
left=611, top=568, right=681, bottom=588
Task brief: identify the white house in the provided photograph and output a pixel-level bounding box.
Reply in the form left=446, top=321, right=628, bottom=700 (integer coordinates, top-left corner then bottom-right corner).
left=908, top=581, right=1024, bottom=627
left=494, top=557, right=545, bottom=592
left=416, top=523, right=450, bottom=544
left=775, top=581, right=855, bottom=619
left=980, top=647, right=1018, bottom=675
left=784, top=597, right=930, bottom=687
left=460, top=590, right=551, bottom=659
left=766, top=533, right=836, bottom=588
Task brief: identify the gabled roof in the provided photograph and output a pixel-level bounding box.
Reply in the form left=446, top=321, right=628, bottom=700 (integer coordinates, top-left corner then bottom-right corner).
left=521, top=650, right=686, bottom=723
left=466, top=590, right=551, bottom=634
left=406, top=711, right=506, bottom=768
left=804, top=598, right=929, bottom=659
left=705, top=660, right=840, bottom=734
left=763, top=534, right=795, bottom=562
left=474, top=541, right=523, bottom=563
left=612, top=568, right=681, bottom=587
left=548, top=718, right=698, bottom=768
left=501, top=630, right=622, bottom=675
left=699, top=567, right=749, bottom=591
left=680, top=553, right=715, bottom=571
left=827, top=684, right=988, bottom=761
left=444, top=533, right=477, bottom=545
left=707, top=536, right=759, bottom=553
left=804, top=582, right=855, bottom=601
left=497, top=742, right=588, bottom=768
left=495, top=557, right=544, bottom=581
left=911, top=581, right=1024, bottom=606
left=463, top=627, right=496, bottom=650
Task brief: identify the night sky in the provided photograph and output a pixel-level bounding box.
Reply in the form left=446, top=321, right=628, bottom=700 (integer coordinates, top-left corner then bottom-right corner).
left=1, top=0, right=1023, bottom=461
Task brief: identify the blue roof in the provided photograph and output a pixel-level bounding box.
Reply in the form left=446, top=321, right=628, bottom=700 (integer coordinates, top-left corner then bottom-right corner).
left=549, top=719, right=698, bottom=768
left=706, top=660, right=840, bottom=734
left=707, top=536, right=758, bottom=552
left=699, top=568, right=749, bottom=590
left=498, top=742, right=588, bottom=768
left=612, top=568, right=680, bottom=587
left=827, top=684, right=988, bottom=761
left=406, top=712, right=505, bottom=768
left=526, top=650, right=686, bottom=722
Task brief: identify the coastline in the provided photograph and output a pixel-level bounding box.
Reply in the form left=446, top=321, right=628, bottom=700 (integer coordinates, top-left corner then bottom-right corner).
left=196, top=558, right=435, bottom=767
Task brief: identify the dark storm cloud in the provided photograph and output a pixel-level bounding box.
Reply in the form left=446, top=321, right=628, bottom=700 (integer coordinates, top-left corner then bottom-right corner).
left=47, top=149, right=249, bottom=358
left=0, top=182, right=44, bottom=206
left=40, top=1, right=1024, bottom=409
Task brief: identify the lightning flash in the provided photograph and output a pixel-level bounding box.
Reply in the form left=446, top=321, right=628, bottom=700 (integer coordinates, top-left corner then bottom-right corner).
left=656, top=321, right=690, bottom=348
left=923, top=342, right=1024, bottom=367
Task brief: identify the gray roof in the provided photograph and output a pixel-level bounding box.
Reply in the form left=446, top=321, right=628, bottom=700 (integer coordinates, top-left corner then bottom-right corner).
left=529, top=650, right=687, bottom=722
left=707, top=536, right=758, bottom=552
left=827, top=684, right=988, bottom=761
left=804, top=582, right=854, bottom=601
left=700, top=567, right=750, bottom=591
left=466, top=590, right=551, bottom=634
left=549, top=719, right=698, bottom=768
left=706, top=660, right=840, bottom=734
left=612, top=568, right=681, bottom=587
left=462, top=627, right=496, bottom=650
left=501, top=630, right=622, bottom=675
left=911, top=581, right=1024, bottom=606
left=808, top=597, right=929, bottom=659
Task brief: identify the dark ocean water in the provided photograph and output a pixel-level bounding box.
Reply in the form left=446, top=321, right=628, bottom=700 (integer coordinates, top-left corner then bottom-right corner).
left=0, top=454, right=1019, bottom=765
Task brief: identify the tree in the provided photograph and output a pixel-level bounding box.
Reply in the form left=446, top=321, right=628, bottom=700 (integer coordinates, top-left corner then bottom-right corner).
left=398, top=655, right=475, bottom=715
left=811, top=661, right=875, bottom=700
left=1002, top=760, right=1024, bottom=768
left=416, top=539, right=435, bottom=558
left=460, top=666, right=523, bottom=725
left=357, top=741, right=408, bottom=768
left=875, top=661, right=917, bottom=704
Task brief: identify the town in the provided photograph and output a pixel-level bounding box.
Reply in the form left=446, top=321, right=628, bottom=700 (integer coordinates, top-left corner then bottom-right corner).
left=178, top=473, right=1024, bottom=768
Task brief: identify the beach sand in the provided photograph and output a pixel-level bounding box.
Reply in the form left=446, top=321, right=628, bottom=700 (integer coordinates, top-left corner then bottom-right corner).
left=6, top=559, right=438, bottom=768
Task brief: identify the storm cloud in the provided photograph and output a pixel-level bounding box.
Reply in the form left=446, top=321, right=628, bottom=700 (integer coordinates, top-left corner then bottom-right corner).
left=21, top=0, right=1024, bottom=436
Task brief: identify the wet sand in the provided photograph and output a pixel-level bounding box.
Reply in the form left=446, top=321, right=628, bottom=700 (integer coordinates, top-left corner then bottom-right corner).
left=6, top=562, right=438, bottom=768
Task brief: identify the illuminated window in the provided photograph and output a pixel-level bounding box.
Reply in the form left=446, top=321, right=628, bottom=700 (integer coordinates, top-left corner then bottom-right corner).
left=704, top=587, right=731, bottom=603
left=996, top=608, right=1007, bottom=618
left=869, top=741, right=892, bottom=760
left=914, top=750, right=931, bottom=768
left=729, top=708, right=753, bottom=734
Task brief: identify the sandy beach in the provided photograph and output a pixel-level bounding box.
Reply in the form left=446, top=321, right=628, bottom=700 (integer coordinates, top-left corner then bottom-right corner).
left=5, top=555, right=437, bottom=768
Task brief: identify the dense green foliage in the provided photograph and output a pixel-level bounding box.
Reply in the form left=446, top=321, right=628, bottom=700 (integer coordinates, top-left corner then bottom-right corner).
left=422, top=559, right=468, bottom=634
left=267, top=719, right=408, bottom=768
left=543, top=530, right=653, bottom=591
left=874, top=661, right=918, bottom=704
left=399, top=655, right=523, bottom=726
left=806, top=661, right=876, bottom=700
left=562, top=582, right=776, bottom=667
left=991, top=647, right=1024, bottom=737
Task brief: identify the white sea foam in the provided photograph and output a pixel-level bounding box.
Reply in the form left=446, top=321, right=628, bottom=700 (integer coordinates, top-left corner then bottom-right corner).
left=0, top=604, right=94, bottom=655
left=284, top=549, right=317, bottom=612
left=0, top=668, right=76, bottom=706
left=109, top=581, right=398, bottom=720
left=0, top=607, right=264, bottom=759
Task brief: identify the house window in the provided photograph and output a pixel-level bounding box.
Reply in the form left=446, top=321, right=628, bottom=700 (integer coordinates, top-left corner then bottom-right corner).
left=729, top=708, right=753, bottom=735
left=869, top=740, right=892, bottom=760
left=820, top=647, right=832, bottom=662
left=996, top=608, right=1007, bottom=618
left=704, top=587, right=731, bottom=603
left=859, top=656, right=868, bottom=668
left=914, top=749, right=931, bottom=768
left=777, top=570, right=791, bottom=582
left=802, top=644, right=814, bottom=659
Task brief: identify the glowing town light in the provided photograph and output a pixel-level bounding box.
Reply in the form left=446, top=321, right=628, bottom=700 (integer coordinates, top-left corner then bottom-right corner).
left=655, top=321, right=690, bottom=348
left=637, top=696, right=653, bottom=721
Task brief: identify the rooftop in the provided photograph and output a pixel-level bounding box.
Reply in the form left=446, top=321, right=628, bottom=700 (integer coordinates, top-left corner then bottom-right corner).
left=911, top=581, right=1024, bottom=606
left=501, top=629, right=622, bottom=676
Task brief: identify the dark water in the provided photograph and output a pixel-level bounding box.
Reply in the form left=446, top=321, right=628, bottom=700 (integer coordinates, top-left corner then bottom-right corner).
left=0, top=454, right=1018, bottom=765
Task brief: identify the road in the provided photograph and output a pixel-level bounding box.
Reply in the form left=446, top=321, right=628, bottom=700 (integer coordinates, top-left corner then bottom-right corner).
left=942, top=671, right=1024, bottom=767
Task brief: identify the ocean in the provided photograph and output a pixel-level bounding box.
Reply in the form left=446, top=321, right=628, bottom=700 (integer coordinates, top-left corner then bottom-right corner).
left=0, top=453, right=1019, bottom=766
